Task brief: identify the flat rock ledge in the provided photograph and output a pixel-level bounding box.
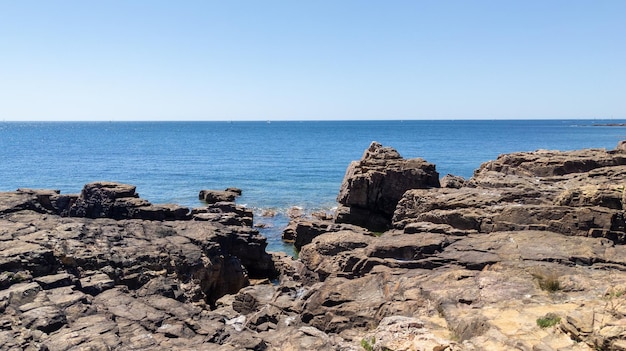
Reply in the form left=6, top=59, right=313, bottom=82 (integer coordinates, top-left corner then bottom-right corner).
left=2, top=140, right=626, bottom=351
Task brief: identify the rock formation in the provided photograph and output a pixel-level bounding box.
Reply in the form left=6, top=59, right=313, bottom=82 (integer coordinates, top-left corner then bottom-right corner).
left=336, top=141, right=440, bottom=231
left=199, top=188, right=242, bottom=204
left=282, top=219, right=371, bottom=251
left=393, top=145, right=626, bottom=242
left=0, top=182, right=277, bottom=350
left=2, top=141, right=626, bottom=350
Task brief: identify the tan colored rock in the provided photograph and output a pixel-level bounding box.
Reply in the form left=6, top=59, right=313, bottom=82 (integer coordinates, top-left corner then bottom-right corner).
left=474, top=145, right=626, bottom=177
left=361, top=316, right=457, bottom=351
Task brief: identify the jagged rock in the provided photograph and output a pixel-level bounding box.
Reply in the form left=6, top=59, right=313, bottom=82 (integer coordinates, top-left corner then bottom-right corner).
left=334, top=204, right=390, bottom=233
left=402, top=221, right=475, bottom=236
left=393, top=142, right=626, bottom=244
left=561, top=310, right=594, bottom=340
left=0, top=239, right=56, bottom=278
left=300, top=271, right=439, bottom=335
left=40, top=314, right=121, bottom=350
left=68, top=182, right=138, bottom=217
left=191, top=202, right=253, bottom=226
left=298, top=230, right=374, bottom=280
left=336, top=141, right=440, bottom=231
left=0, top=181, right=283, bottom=350
left=199, top=188, right=242, bottom=204
left=136, top=276, right=185, bottom=301
left=260, top=325, right=360, bottom=350
left=34, top=273, right=76, bottom=290
left=79, top=273, right=115, bottom=295
left=21, top=305, right=67, bottom=333
left=555, top=183, right=624, bottom=209
left=441, top=174, right=466, bottom=189
left=3, top=141, right=626, bottom=350
left=0, top=191, right=41, bottom=215
left=64, top=182, right=191, bottom=220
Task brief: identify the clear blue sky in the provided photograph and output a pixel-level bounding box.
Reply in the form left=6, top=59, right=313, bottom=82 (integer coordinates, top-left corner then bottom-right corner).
left=1, top=1, right=624, bottom=121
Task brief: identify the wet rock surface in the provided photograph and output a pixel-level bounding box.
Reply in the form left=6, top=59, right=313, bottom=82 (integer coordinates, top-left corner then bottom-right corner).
left=2, top=141, right=626, bottom=350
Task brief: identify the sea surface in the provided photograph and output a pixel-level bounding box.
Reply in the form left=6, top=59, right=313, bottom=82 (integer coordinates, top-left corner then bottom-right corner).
left=2, top=120, right=625, bottom=253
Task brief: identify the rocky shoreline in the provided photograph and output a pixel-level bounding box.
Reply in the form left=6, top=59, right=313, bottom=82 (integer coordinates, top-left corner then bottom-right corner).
left=1, top=141, right=626, bottom=350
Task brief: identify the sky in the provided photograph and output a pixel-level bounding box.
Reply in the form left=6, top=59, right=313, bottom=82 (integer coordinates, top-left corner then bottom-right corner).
left=0, top=1, right=624, bottom=121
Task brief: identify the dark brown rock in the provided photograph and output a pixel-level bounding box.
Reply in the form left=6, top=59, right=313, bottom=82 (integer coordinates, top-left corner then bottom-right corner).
left=64, top=182, right=191, bottom=220
left=336, top=142, right=440, bottom=231
left=191, top=202, right=253, bottom=226
left=282, top=218, right=370, bottom=250
left=334, top=205, right=392, bottom=234
left=0, top=179, right=286, bottom=350
left=199, top=188, right=242, bottom=204
left=68, top=182, right=138, bottom=218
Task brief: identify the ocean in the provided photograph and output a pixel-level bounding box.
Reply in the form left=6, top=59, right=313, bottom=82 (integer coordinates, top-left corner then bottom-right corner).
left=2, top=120, right=625, bottom=253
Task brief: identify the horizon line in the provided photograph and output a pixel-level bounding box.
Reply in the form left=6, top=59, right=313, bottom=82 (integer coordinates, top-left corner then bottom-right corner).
left=1, top=117, right=624, bottom=123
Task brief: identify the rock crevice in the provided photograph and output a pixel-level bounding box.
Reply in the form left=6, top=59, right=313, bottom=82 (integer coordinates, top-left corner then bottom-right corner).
left=2, top=141, right=626, bottom=350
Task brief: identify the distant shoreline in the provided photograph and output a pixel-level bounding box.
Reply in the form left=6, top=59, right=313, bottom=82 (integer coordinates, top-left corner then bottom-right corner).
left=593, top=123, right=626, bottom=127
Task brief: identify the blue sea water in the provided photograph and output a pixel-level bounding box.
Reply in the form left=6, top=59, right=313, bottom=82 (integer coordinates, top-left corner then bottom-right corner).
left=1, top=120, right=625, bottom=253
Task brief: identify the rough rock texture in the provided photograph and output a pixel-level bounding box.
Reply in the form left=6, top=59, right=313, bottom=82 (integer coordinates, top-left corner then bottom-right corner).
left=199, top=188, right=242, bottom=204
left=289, top=140, right=626, bottom=350
left=336, top=142, right=440, bottom=231
left=393, top=145, right=626, bottom=243
left=16, top=182, right=193, bottom=221
left=191, top=202, right=254, bottom=227
left=282, top=218, right=371, bottom=250
left=3, top=141, right=626, bottom=351
left=0, top=183, right=278, bottom=350
left=441, top=174, right=467, bottom=189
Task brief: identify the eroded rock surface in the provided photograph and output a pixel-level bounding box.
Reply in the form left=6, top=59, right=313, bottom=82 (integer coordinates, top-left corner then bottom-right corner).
left=285, top=140, right=626, bottom=350
left=199, top=188, right=242, bottom=204
left=393, top=144, right=626, bottom=243
left=0, top=182, right=277, bottom=350
left=336, top=141, right=440, bottom=231
left=3, top=141, right=626, bottom=350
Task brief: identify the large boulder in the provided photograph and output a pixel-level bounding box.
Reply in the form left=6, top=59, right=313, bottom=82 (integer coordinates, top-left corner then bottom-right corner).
left=336, top=142, right=440, bottom=231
